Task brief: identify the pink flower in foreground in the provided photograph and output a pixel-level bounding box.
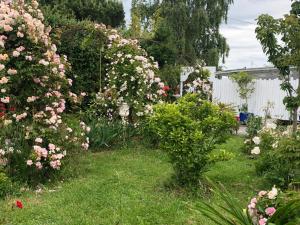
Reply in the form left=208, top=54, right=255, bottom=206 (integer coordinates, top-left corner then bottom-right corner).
left=26, top=160, right=33, bottom=166
left=48, top=143, right=56, bottom=151
left=1, top=97, right=10, bottom=103
left=250, top=198, right=257, bottom=204
left=265, top=207, right=276, bottom=216
left=258, top=191, right=267, bottom=197
left=259, top=218, right=267, bottom=225
left=35, top=162, right=42, bottom=170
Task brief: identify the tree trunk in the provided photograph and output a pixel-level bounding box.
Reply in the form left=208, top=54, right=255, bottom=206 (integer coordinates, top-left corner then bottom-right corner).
left=292, top=107, right=298, bottom=133
left=293, top=71, right=300, bottom=133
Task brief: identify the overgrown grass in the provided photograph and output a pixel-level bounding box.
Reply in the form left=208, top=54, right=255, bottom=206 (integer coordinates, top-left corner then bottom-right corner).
left=0, top=136, right=265, bottom=225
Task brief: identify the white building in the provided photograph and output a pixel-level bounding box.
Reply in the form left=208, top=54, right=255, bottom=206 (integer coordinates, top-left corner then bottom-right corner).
left=211, top=67, right=299, bottom=120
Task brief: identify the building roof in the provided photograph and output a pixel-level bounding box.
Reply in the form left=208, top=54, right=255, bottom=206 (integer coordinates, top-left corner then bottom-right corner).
left=215, top=67, right=299, bottom=79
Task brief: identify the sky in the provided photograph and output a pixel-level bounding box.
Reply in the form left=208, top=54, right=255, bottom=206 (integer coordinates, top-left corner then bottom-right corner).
left=122, top=0, right=291, bottom=70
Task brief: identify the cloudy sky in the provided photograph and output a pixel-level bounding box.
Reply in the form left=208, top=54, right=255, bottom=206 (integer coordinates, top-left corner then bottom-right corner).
left=122, top=0, right=291, bottom=69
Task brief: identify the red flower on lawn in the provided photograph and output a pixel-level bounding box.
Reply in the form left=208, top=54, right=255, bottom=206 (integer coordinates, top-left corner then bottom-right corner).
left=16, top=200, right=23, bottom=209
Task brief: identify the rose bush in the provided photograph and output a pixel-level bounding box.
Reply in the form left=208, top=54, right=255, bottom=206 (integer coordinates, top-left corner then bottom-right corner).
left=88, top=24, right=166, bottom=124
left=255, top=128, right=300, bottom=189
left=243, top=119, right=300, bottom=188
left=0, top=0, right=89, bottom=184
left=248, top=186, right=280, bottom=225
left=184, top=66, right=212, bottom=100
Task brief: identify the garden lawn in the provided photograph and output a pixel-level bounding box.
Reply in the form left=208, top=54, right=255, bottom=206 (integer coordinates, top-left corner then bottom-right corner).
left=0, top=136, right=265, bottom=225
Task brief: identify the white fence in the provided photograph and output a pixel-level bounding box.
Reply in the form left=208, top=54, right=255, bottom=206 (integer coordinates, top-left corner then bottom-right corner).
left=210, top=76, right=299, bottom=120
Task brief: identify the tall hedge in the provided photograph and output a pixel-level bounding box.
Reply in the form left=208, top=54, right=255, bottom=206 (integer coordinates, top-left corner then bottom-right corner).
left=40, top=0, right=125, bottom=28
left=57, top=22, right=108, bottom=102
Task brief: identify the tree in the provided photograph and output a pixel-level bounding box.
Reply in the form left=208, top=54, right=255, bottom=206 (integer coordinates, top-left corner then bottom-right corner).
left=40, top=0, right=125, bottom=28
left=134, top=0, right=233, bottom=68
left=256, top=0, right=300, bottom=132
left=230, top=72, right=255, bottom=111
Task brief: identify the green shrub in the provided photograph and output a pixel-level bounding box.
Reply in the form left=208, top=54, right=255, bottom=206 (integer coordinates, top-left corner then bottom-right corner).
left=259, top=130, right=276, bottom=152
left=208, top=149, right=235, bottom=163
left=58, top=22, right=108, bottom=103
left=241, top=116, right=262, bottom=154
left=40, top=0, right=125, bottom=28
left=41, top=4, right=77, bottom=28
left=147, top=94, right=237, bottom=185
left=246, top=116, right=262, bottom=137
left=0, top=171, right=12, bottom=199
left=87, top=118, right=125, bottom=149
left=256, top=134, right=300, bottom=189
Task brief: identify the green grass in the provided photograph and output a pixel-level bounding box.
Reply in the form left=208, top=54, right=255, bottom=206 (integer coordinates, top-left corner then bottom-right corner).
left=0, top=136, right=265, bottom=225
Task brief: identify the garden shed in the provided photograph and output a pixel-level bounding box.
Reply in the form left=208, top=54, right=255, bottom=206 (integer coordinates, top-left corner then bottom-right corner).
left=211, top=67, right=300, bottom=121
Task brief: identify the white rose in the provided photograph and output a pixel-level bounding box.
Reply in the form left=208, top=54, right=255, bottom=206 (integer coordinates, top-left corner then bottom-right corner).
left=266, top=122, right=277, bottom=130
left=267, top=186, right=278, bottom=199
left=119, top=103, right=130, bottom=117
left=252, top=136, right=261, bottom=145
left=251, top=146, right=261, bottom=155
left=3, top=120, right=12, bottom=126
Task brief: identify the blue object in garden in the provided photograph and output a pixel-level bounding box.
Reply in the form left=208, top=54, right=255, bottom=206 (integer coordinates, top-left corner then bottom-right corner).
left=239, top=112, right=249, bottom=123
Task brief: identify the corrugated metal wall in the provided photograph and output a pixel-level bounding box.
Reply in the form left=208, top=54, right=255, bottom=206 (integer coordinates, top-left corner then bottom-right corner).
left=210, top=76, right=299, bottom=120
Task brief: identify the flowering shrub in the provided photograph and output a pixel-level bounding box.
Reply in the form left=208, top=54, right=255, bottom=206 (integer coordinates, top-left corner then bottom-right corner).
left=88, top=24, right=166, bottom=124
left=147, top=94, right=237, bottom=184
left=197, top=181, right=300, bottom=225
left=184, top=66, right=212, bottom=100
left=242, top=116, right=263, bottom=154
left=0, top=0, right=89, bottom=183
left=255, top=130, right=300, bottom=189
left=243, top=120, right=300, bottom=188
left=243, top=121, right=277, bottom=155
left=157, top=65, right=181, bottom=101
left=248, top=186, right=279, bottom=225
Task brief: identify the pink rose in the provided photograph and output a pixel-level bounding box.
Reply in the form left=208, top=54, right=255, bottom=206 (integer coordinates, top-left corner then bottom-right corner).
left=248, top=202, right=256, bottom=209
left=250, top=198, right=257, bottom=204
left=48, top=143, right=56, bottom=151
left=26, top=160, right=33, bottom=166
left=259, top=218, right=267, bottom=225
left=258, top=191, right=267, bottom=197
left=265, top=207, right=276, bottom=216
left=35, top=162, right=42, bottom=170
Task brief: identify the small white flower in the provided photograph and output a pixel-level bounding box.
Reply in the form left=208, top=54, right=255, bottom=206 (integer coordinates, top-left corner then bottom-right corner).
left=3, top=120, right=12, bottom=126
left=252, top=136, right=261, bottom=145
left=272, top=142, right=278, bottom=149
left=0, top=149, right=5, bottom=155
left=119, top=103, right=130, bottom=117
left=267, top=186, right=278, bottom=199
left=265, top=122, right=277, bottom=130
left=27, top=160, right=33, bottom=166
left=251, top=146, right=261, bottom=155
